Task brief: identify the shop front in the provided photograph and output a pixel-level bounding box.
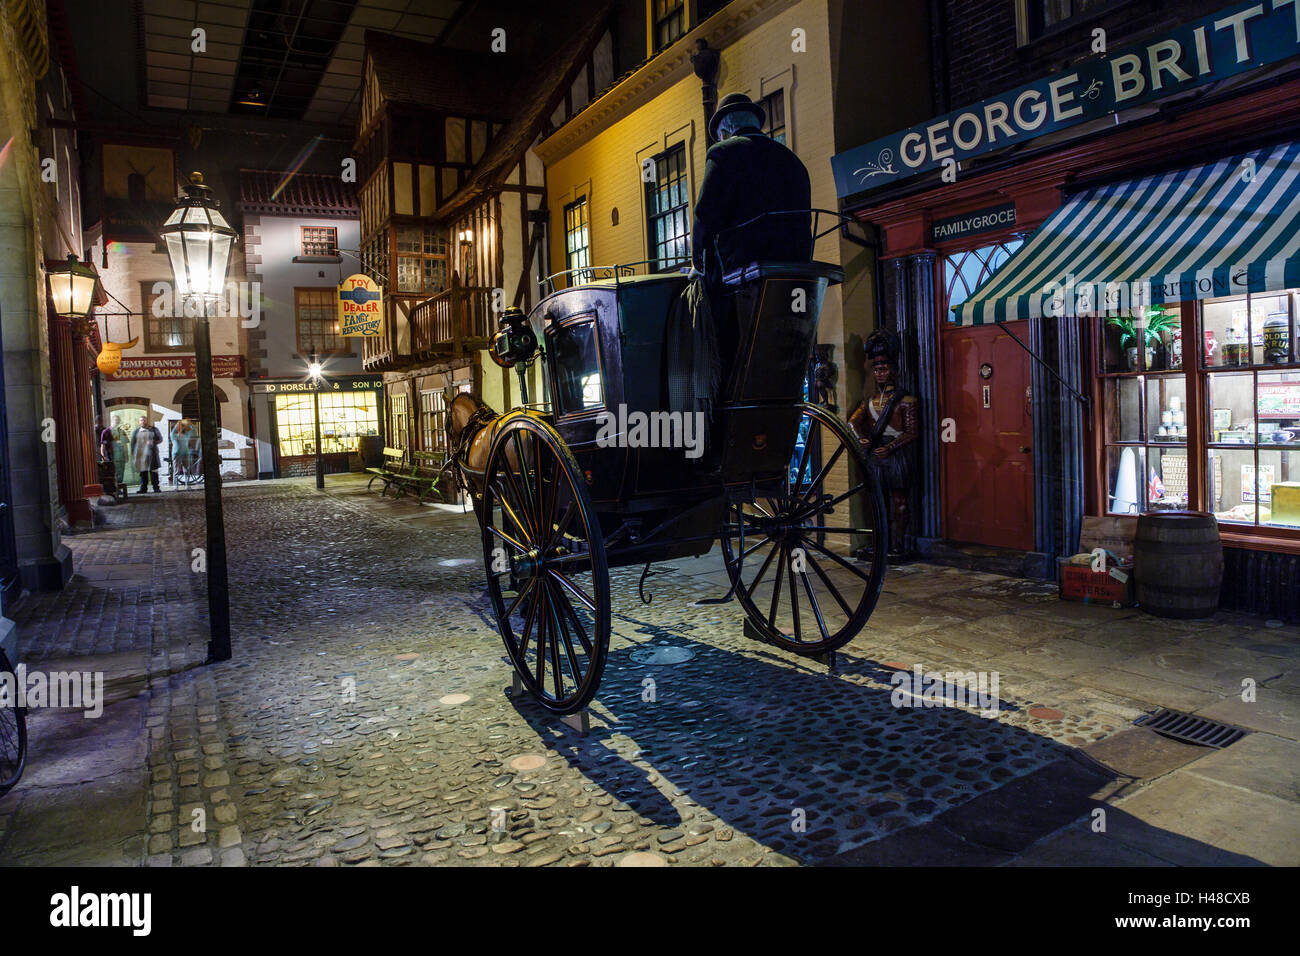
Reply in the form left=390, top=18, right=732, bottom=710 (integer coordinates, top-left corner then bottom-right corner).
left=252, top=376, right=383, bottom=479
left=837, top=2, right=1300, bottom=619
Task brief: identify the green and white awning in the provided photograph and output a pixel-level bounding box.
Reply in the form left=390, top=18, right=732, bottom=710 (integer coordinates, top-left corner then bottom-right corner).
left=953, top=140, right=1300, bottom=326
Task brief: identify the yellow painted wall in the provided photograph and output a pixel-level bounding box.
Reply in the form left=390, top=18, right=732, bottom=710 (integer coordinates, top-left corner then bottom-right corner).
left=543, top=0, right=844, bottom=398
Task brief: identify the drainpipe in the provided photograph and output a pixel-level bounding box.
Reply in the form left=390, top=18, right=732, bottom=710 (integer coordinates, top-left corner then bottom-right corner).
left=691, top=39, right=721, bottom=146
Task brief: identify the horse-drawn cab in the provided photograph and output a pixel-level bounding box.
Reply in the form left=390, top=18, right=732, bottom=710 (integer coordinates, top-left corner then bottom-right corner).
left=446, top=213, right=888, bottom=715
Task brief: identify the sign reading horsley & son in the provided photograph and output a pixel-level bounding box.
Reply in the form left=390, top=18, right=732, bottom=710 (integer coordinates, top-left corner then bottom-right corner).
left=338, top=274, right=383, bottom=337
left=107, top=356, right=245, bottom=380
left=833, top=0, right=1300, bottom=198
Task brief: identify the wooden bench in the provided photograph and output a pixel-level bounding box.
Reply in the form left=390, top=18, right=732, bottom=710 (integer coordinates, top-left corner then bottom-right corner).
left=395, top=450, right=447, bottom=504
left=366, top=447, right=409, bottom=496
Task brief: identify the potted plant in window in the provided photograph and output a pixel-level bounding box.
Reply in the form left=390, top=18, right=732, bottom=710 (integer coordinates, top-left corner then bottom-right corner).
left=1108, top=307, right=1177, bottom=370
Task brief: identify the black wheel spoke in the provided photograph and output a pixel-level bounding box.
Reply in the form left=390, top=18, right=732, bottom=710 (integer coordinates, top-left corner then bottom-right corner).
left=787, top=553, right=801, bottom=641
left=555, top=588, right=594, bottom=654
left=798, top=561, right=832, bottom=644
left=800, top=535, right=872, bottom=582
left=800, top=445, right=845, bottom=506
left=518, top=583, right=543, bottom=660
left=504, top=575, right=537, bottom=619
left=740, top=536, right=780, bottom=602
left=793, top=480, right=868, bottom=524
left=804, top=550, right=855, bottom=617
left=487, top=523, right=530, bottom=556
left=547, top=582, right=585, bottom=687
left=494, top=479, right=534, bottom=546
left=767, top=544, right=787, bottom=629
left=545, top=591, right=565, bottom=700
left=547, top=568, right=596, bottom=612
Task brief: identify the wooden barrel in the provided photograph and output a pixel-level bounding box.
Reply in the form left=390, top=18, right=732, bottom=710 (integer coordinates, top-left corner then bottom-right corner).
left=1134, top=512, right=1223, bottom=619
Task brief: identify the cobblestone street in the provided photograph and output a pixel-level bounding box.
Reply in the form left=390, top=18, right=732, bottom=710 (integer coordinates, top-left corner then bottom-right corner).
left=2, top=475, right=1298, bottom=867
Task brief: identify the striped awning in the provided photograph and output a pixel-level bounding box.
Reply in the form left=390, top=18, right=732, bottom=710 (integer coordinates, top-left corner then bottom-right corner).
left=953, top=140, right=1300, bottom=326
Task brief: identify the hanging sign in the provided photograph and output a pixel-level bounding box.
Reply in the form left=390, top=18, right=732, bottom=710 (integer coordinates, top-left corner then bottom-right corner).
left=338, top=274, right=383, bottom=336
left=106, top=355, right=245, bottom=380
left=833, top=0, right=1300, bottom=199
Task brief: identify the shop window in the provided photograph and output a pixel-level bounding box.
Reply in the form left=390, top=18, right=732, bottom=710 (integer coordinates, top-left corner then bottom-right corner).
left=142, top=281, right=193, bottom=353
left=651, top=0, right=685, bottom=53
left=564, top=196, right=591, bottom=280
left=645, top=143, right=689, bottom=272
left=419, top=389, right=446, bottom=452
left=941, top=241, right=1023, bottom=315
left=301, top=226, right=338, bottom=257
left=295, top=287, right=346, bottom=356
left=1101, top=373, right=1190, bottom=515
left=1202, top=290, right=1300, bottom=529
left=395, top=225, right=449, bottom=294
left=389, top=392, right=409, bottom=451
left=761, top=90, right=787, bottom=146
left=275, top=391, right=379, bottom=458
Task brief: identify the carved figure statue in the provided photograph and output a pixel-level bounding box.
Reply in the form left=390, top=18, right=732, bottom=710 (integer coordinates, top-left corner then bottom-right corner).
left=848, top=329, right=919, bottom=558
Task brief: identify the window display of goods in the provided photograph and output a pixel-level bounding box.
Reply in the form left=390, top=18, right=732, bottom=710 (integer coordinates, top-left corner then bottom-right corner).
left=1272, top=483, right=1300, bottom=526
left=1214, top=502, right=1270, bottom=524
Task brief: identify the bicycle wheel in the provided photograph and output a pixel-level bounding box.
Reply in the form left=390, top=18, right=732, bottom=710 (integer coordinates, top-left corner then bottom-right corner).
left=0, top=648, right=28, bottom=796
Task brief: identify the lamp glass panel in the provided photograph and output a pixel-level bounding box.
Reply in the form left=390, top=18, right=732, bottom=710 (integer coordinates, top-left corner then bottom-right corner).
left=208, top=207, right=231, bottom=231
left=49, top=273, right=73, bottom=315
left=184, top=233, right=213, bottom=296
left=209, top=234, right=232, bottom=293
left=163, top=208, right=184, bottom=226
left=183, top=206, right=208, bottom=224
left=165, top=234, right=190, bottom=297
left=70, top=271, right=96, bottom=315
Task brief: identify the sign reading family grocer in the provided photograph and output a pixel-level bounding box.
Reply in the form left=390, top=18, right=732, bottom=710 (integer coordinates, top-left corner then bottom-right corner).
left=833, top=0, right=1300, bottom=198
left=338, top=274, right=382, bottom=336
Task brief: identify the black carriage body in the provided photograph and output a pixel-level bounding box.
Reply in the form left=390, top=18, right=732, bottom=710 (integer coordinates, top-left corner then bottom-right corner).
left=531, top=262, right=842, bottom=567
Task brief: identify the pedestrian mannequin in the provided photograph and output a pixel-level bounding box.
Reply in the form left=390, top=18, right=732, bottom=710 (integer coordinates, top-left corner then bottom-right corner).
left=95, top=416, right=113, bottom=463
left=131, top=415, right=163, bottom=493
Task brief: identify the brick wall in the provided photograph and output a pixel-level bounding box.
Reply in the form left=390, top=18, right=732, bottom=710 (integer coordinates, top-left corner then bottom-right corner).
left=939, top=0, right=1230, bottom=108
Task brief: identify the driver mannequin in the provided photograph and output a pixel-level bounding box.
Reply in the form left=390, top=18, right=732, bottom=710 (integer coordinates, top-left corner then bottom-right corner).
left=690, top=92, right=813, bottom=291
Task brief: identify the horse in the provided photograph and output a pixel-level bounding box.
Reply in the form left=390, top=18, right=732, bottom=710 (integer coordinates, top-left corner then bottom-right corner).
left=444, top=392, right=508, bottom=505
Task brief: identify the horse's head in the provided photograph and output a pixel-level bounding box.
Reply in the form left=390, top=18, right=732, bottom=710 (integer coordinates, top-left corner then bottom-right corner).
left=446, top=392, right=483, bottom=449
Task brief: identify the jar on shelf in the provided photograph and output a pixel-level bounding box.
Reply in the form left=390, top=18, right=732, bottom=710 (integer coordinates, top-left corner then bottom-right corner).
left=1263, top=311, right=1290, bottom=364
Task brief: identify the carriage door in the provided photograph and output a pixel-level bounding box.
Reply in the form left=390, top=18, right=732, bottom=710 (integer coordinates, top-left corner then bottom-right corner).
left=939, top=240, right=1033, bottom=552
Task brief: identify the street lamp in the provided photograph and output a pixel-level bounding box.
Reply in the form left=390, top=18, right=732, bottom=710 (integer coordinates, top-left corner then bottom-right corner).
left=162, top=171, right=237, bottom=663
left=46, top=254, right=98, bottom=318
left=309, top=351, right=324, bottom=490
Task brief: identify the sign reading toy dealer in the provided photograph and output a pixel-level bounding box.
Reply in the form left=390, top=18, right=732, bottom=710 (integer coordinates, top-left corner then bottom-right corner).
left=338, top=274, right=382, bottom=336
left=931, top=203, right=1016, bottom=243
left=833, top=0, right=1300, bottom=198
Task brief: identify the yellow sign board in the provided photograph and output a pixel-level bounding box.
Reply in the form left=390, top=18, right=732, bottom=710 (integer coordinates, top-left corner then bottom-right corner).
left=338, top=274, right=383, bottom=336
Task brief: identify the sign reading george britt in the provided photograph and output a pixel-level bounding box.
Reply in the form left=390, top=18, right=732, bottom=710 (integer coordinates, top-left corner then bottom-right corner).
left=833, top=0, right=1300, bottom=199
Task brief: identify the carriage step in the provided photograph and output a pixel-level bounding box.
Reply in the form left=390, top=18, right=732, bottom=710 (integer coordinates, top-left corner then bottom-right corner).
left=741, top=618, right=839, bottom=674
left=507, top=671, right=590, bottom=734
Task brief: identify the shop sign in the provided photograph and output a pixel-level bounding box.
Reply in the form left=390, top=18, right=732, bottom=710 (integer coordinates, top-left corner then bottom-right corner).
left=251, top=377, right=383, bottom=394
left=106, top=356, right=245, bottom=380
left=931, top=203, right=1016, bottom=243
left=833, top=0, right=1300, bottom=198
left=338, top=274, right=383, bottom=336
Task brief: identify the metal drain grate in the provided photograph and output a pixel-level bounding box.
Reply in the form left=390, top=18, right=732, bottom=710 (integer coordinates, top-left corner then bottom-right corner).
left=1135, top=708, right=1248, bottom=749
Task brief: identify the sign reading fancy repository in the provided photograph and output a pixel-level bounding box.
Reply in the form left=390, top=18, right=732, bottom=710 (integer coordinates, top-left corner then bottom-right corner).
left=338, top=274, right=382, bottom=336
left=833, top=0, right=1300, bottom=198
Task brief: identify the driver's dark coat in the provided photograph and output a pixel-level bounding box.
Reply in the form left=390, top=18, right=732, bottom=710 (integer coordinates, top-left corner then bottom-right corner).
left=690, top=130, right=813, bottom=282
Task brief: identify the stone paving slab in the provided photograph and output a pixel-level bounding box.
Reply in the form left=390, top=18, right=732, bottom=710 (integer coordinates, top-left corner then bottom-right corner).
left=1178, top=732, right=1300, bottom=804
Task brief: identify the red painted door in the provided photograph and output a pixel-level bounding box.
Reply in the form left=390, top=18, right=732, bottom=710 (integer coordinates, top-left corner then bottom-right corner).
left=941, top=324, right=1034, bottom=551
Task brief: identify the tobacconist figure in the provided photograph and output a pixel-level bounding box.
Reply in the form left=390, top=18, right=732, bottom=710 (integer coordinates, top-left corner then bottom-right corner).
left=849, top=329, right=919, bottom=559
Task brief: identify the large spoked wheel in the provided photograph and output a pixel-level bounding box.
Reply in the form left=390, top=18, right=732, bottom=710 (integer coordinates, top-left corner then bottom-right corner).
left=480, top=414, right=610, bottom=715
left=0, top=648, right=28, bottom=796
left=721, top=402, right=888, bottom=655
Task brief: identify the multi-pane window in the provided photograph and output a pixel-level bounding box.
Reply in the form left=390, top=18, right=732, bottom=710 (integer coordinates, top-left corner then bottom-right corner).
left=301, top=226, right=338, bottom=256
left=645, top=144, right=689, bottom=272
left=1020, top=0, right=1119, bottom=42
left=142, top=281, right=193, bottom=352
left=420, top=389, right=446, bottom=452
left=942, top=241, right=1023, bottom=316
left=389, top=392, right=409, bottom=451
left=564, top=197, right=591, bottom=279
left=395, top=225, right=449, bottom=294
left=1201, top=291, right=1299, bottom=530
left=652, top=0, right=685, bottom=53
left=761, top=90, right=787, bottom=145
left=295, top=287, right=346, bottom=356
left=274, top=391, right=379, bottom=457
left=361, top=234, right=389, bottom=289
